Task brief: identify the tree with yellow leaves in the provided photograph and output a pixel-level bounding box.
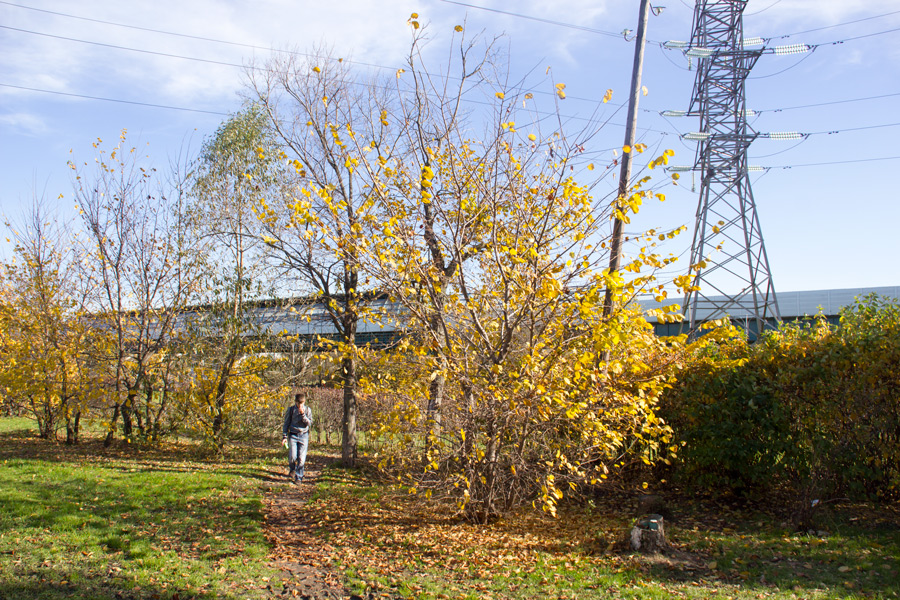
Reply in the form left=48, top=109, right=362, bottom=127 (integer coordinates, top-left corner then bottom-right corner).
left=355, top=20, right=684, bottom=521
left=247, top=49, right=401, bottom=467
left=70, top=132, right=198, bottom=446
left=0, top=200, right=107, bottom=443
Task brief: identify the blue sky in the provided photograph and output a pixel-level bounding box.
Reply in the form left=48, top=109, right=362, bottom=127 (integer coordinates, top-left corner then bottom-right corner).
left=1, top=0, right=899, bottom=294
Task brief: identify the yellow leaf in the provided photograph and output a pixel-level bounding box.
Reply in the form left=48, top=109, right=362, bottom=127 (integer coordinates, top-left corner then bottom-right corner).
left=411, top=20, right=420, bottom=29
left=528, top=133, right=537, bottom=141
left=454, top=25, right=463, bottom=32
left=555, top=83, right=566, bottom=100
left=623, top=145, right=631, bottom=153
left=524, top=93, right=533, bottom=100
left=603, top=89, right=613, bottom=103
left=410, top=12, right=419, bottom=18
left=495, top=92, right=505, bottom=99
left=313, top=66, right=321, bottom=73
left=642, top=481, right=649, bottom=489
left=641, top=85, right=648, bottom=96
left=587, top=163, right=595, bottom=171
left=396, top=68, right=406, bottom=78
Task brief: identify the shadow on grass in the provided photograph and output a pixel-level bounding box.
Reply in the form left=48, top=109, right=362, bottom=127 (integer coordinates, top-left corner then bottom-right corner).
left=0, top=427, right=282, bottom=470
left=0, top=571, right=249, bottom=600
left=639, top=500, right=900, bottom=599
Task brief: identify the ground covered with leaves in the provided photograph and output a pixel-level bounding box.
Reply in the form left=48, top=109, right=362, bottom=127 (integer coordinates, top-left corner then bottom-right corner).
left=3, top=417, right=899, bottom=600
left=270, top=465, right=900, bottom=600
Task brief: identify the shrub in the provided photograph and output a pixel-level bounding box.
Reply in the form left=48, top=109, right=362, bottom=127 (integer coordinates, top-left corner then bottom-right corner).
left=662, top=294, right=900, bottom=500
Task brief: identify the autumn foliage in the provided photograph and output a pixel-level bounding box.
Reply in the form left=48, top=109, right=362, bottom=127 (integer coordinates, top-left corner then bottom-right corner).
left=662, top=294, right=900, bottom=501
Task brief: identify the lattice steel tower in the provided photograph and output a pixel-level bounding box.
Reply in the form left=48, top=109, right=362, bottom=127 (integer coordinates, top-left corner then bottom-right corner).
left=682, top=0, right=780, bottom=336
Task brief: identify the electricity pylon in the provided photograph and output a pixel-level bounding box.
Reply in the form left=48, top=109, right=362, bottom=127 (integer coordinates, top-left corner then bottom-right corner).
left=681, top=0, right=780, bottom=337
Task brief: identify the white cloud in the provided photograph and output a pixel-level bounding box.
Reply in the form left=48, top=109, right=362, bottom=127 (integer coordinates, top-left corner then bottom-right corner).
left=0, top=112, right=49, bottom=136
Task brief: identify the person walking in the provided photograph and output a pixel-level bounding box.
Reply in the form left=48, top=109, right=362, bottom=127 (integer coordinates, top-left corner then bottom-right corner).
left=282, top=392, right=313, bottom=484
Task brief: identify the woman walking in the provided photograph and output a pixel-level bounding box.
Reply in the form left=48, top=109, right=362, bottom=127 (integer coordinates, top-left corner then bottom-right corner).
left=282, top=392, right=313, bottom=484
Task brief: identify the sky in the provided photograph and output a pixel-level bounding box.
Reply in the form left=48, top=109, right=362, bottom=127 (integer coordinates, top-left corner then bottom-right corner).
left=1, top=0, right=899, bottom=297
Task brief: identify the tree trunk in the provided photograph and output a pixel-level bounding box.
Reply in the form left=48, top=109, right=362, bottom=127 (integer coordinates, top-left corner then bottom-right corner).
left=211, top=346, right=239, bottom=452
left=65, top=409, right=78, bottom=445
left=104, top=402, right=120, bottom=448
left=462, top=384, right=475, bottom=457
left=341, top=354, right=358, bottom=467
left=426, top=371, right=444, bottom=453
left=122, top=390, right=135, bottom=442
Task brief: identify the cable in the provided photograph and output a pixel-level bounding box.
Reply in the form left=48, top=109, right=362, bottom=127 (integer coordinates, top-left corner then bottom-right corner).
left=0, top=0, right=643, bottom=107
left=814, top=25, right=900, bottom=45
left=0, top=25, right=250, bottom=70
left=744, top=0, right=781, bottom=17
left=668, top=155, right=900, bottom=172
left=435, top=0, right=625, bottom=38
left=656, top=43, right=692, bottom=71
left=646, top=90, right=900, bottom=118
left=0, top=1, right=399, bottom=75
left=771, top=156, right=900, bottom=169
left=660, top=23, right=900, bottom=58
left=770, top=9, right=900, bottom=40
left=756, top=91, right=900, bottom=113
left=0, top=80, right=656, bottom=137
left=0, top=22, right=627, bottom=109
left=749, top=138, right=807, bottom=159
left=805, top=122, right=900, bottom=135
left=662, top=120, right=900, bottom=144
left=748, top=48, right=816, bottom=79
left=0, top=83, right=229, bottom=115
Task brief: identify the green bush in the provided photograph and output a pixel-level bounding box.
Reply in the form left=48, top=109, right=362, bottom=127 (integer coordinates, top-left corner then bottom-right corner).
left=662, top=294, right=900, bottom=499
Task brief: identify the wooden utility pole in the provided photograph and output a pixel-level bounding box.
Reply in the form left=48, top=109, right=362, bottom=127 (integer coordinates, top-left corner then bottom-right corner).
left=602, top=0, right=652, bottom=318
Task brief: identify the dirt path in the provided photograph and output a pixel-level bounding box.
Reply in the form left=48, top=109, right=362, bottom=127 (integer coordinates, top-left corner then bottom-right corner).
left=262, top=452, right=351, bottom=600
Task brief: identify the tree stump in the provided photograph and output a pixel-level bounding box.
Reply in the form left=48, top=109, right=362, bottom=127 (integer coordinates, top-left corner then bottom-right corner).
left=630, top=514, right=667, bottom=553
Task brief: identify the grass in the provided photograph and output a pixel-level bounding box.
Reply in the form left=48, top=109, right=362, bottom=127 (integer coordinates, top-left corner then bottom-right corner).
left=0, top=417, right=282, bottom=600
left=3, top=414, right=899, bottom=600
left=303, top=463, right=900, bottom=600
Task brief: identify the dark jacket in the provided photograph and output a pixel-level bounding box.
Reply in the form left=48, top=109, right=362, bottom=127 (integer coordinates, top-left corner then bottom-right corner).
left=283, top=404, right=313, bottom=437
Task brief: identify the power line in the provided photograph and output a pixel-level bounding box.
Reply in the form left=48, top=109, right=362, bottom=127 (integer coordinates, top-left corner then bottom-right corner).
left=806, top=121, right=900, bottom=135
left=435, top=0, right=625, bottom=38
left=0, top=0, right=392, bottom=72
left=1, top=22, right=628, bottom=109
left=771, top=155, right=900, bottom=169
left=668, top=155, right=900, bottom=172
left=659, top=21, right=900, bottom=61
left=748, top=49, right=816, bottom=79
left=754, top=91, right=900, bottom=113
left=0, top=82, right=229, bottom=115
left=647, top=90, right=900, bottom=120
left=1, top=80, right=656, bottom=137
left=813, top=25, right=900, bottom=46
left=771, top=9, right=900, bottom=39
left=0, top=25, right=250, bottom=69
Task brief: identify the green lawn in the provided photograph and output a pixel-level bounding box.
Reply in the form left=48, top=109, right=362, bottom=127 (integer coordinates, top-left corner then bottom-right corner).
left=0, top=418, right=281, bottom=600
